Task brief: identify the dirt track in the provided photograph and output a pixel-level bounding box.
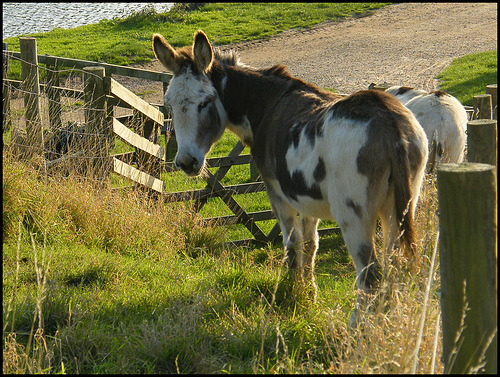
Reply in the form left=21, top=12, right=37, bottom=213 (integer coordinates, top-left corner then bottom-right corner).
left=126, top=2, right=497, bottom=103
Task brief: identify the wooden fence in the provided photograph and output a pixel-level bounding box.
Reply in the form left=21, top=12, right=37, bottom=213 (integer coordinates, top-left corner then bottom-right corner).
left=2, top=37, right=340, bottom=247
left=4, top=38, right=495, bottom=248
left=437, top=91, right=497, bottom=373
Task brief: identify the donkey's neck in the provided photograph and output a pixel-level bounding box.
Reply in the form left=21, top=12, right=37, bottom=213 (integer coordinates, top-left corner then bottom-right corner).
left=214, top=65, right=300, bottom=145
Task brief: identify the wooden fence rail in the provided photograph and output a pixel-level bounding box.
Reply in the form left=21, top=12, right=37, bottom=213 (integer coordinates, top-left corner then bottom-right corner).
left=3, top=49, right=172, bottom=83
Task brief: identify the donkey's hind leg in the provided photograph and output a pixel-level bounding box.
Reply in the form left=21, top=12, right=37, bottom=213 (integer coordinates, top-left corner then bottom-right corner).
left=301, top=215, right=320, bottom=300
left=336, top=214, right=381, bottom=329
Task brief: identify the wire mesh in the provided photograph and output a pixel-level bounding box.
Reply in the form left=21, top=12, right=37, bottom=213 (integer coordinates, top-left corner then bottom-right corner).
left=2, top=51, right=162, bottom=183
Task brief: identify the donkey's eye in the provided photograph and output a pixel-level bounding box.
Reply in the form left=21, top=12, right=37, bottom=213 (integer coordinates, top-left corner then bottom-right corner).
left=198, top=100, right=210, bottom=112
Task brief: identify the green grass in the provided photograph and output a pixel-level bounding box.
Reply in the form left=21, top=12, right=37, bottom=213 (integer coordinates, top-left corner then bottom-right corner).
left=437, top=51, right=497, bottom=105
left=3, top=2, right=495, bottom=373
left=3, top=3, right=388, bottom=64
left=3, top=151, right=444, bottom=373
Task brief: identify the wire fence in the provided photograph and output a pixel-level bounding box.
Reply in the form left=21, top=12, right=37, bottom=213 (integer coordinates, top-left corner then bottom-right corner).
left=2, top=51, right=160, bottom=183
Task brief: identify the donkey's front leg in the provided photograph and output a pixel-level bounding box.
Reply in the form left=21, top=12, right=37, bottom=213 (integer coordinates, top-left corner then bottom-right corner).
left=276, top=206, right=303, bottom=275
left=301, top=215, right=320, bottom=301
left=266, top=185, right=304, bottom=281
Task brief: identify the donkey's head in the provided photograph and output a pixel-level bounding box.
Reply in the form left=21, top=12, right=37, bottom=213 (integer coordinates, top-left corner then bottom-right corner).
left=153, top=30, right=227, bottom=176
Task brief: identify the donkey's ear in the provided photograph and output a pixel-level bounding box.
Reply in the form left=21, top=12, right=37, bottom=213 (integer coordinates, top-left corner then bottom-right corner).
left=192, top=30, right=213, bottom=74
left=153, top=33, right=180, bottom=74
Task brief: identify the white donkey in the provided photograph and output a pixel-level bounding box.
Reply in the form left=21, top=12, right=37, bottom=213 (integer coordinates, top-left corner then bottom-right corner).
left=385, top=86, right=467, bottom=172
left=153, top=31, right=428, bottom=327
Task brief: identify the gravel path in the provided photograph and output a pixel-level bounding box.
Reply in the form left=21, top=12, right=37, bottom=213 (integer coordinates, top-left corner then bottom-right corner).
left=124, top=2, right=497, bottom=103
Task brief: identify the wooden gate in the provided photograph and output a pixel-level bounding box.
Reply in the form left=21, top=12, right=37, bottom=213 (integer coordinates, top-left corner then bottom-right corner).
left=105, top=76, right=166, bottom=193
left=105, top=76, right=284, bottom=246
left=163, top=140, right=283, bottom=246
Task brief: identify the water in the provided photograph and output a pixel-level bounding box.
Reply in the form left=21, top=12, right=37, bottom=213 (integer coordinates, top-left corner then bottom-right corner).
left=2, top=2, right=173, bottom=39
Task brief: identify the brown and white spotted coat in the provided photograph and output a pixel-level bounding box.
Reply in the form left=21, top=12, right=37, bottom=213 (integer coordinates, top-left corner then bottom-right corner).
left=153, top=31, right=428, bottom=328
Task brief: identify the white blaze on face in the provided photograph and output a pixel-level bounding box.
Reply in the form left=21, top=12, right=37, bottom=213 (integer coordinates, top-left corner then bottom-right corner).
left=165, top=67, right=219, bottom=175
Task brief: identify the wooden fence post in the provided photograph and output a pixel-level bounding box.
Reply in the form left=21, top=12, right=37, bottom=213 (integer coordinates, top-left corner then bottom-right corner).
left=161, top=81, right=178, bottom=163
left=20, top=37, right=43, bottom=159
left=437, top=163, right=497, bottom=374
left=473, top=94, right=493, bottom=120
left=486, top=84, right=497, bottom=120
left=467, top=119, right=497, bottom=167
left=3, top=42, right=11, bottom=133
left=83, top=66, right=109, bottom=179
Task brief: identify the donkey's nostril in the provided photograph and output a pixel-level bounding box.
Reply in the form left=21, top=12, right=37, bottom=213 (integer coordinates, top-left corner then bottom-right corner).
left=175, top=155, right=200, bottom=175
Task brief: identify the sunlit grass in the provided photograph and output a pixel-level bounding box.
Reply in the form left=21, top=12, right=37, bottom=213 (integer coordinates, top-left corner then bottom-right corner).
left=3, top=3, right=388, bottom=79
left=3, top=2, right=496, bottom=372
left=2, top=156, right=443, bottom=373
left=437, top=51, right=497, bottom=105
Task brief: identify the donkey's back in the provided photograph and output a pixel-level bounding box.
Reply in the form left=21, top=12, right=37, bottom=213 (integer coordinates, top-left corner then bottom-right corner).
left=385, top=86, right=467, bottom=171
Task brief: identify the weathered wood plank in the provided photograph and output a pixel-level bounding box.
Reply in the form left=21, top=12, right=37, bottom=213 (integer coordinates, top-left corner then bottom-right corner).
left=106, top=77, right=164, bottom=126
left=113, top=118, right=165, bottom=162
left=83, top=66, right=109, bottom=179
left=163, top=181, right=267, bottom=203
left=163, top=154, right=254, bottom=171
left=204, top=169, right=269, bottom=242
left=4, top=78, right=85, bottom=99
left=467, top=119, right=497, bottom=167
left=3, top=42, right=11, bottom=133
left=485, top=84, right=497, bottom=119
left=473, top=94, right=493, bottom=120
left=4, top=51, right=172, bottom=82
left=113, top=157, right=164, bottom=193
left=224, top=226, right=341, bottom=248
left=206, top=210, right=275, bottom=226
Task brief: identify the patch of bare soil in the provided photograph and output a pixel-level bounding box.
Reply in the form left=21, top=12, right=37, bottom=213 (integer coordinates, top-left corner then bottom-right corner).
left=119, top=2, right=497, bottom=103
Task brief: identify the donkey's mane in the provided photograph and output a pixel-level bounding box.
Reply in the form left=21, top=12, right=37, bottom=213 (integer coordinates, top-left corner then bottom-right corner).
left=213, top=47, right=293, bottom=80
left=260, top=64, right=293, bottom=79
left=213, top=47, right=242, bottom=67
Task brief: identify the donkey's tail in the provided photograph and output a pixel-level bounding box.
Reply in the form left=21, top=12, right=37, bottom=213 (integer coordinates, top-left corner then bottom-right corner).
left=391, top=141, right=417, bottom=256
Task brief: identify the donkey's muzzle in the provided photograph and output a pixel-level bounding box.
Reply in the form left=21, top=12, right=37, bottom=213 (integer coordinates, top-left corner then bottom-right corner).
left=175, top=155, right=202, bottom=176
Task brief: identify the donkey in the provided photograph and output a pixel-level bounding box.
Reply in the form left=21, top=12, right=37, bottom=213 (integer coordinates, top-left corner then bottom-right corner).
left=153, top=30, right=428, bottom=328
left=385, top=86, right=467, bottom=172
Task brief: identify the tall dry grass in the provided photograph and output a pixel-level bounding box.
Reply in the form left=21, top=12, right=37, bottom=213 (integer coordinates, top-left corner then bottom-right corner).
left=3, top=150, right=444, bottom=373
left=2, top=152, right=223, bottom=374
left=321, top=173, right=442, bottom=374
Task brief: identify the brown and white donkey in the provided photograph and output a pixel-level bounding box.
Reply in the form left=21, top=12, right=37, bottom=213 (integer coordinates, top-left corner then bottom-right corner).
left=153, top=30, right=428, bottom=328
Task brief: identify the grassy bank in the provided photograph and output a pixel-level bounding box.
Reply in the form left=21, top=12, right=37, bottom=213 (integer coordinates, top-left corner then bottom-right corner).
left=2, top=3, right=497, bottom=373
left=437, top=51, right=497, bottom=105
left=3, top=150, right=441, bottom=374
left=2, top=3, right=389, bottom=65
